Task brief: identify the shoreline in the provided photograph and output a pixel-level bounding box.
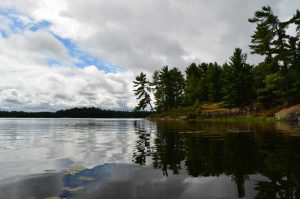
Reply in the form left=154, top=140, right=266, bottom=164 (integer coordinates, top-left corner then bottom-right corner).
left=146, top=104, right=300, bottom=122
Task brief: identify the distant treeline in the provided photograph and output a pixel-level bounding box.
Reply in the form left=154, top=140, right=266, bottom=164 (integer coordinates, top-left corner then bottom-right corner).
left=133, top=6, right=300, bottom=112
left=0, top=107, right=151, bottom=118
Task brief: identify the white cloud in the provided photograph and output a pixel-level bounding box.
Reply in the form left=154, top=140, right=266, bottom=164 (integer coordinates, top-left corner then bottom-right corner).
left=8, top=0, right=295, bottom=68
left=0, top=30, right=69, bottom=70
left=0, top=64, right=136, bottom=111
left=0, top=29, right=137, bottom=111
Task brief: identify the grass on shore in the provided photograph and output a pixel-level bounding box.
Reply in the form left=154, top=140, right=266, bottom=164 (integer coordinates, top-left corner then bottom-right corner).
left=148, top=103, right=280, bottom=122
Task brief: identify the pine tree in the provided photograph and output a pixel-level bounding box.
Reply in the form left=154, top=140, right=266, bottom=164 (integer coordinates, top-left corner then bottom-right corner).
left=207, top=63, right=222, bottom=102
left=222, top=48, right=253, bottom=107
left=249, top=6, right=299, bottom=105
left=152, top=66, right=185, bottom=112
left=133, top=72, right=154, bottom=111
left=184, top=63, right=201, bottom=105
left=248, top=6, right=275, bottom=63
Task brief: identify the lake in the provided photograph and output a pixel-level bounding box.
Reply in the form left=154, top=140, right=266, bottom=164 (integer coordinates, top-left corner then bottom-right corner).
left=0, top=118, right=300, bottom=199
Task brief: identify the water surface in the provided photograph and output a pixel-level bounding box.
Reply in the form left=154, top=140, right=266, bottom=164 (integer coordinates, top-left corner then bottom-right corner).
left=0, top=118, right=300, bottom=198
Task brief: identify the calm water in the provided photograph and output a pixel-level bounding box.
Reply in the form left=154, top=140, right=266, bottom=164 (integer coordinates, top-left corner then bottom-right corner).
left=0, top=118, right=300, bottom=198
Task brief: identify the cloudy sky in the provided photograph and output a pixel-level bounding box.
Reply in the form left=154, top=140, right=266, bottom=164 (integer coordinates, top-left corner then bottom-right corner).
left=0, top=0, right=299, bottom=112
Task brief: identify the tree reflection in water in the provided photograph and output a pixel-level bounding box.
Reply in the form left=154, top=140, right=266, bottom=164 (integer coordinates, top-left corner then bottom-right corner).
left=132, top=120, right=300, bottom=198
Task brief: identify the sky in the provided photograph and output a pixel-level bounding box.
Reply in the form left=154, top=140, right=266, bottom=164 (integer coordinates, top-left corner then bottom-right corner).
left=0, top=0, right=299, bottom=112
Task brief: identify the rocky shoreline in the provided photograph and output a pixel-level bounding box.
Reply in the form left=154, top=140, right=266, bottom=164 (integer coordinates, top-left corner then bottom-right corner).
left=275, top=104, right=300, bottom=121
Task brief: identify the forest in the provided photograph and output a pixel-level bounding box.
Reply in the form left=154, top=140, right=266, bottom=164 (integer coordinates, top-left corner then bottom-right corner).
left=0, top=107, right=151, bottom=118
left=133, top=6, right=300, bottom=112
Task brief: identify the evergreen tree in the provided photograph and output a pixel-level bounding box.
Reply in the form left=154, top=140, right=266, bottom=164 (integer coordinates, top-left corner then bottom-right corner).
left=152, top=70, right=163, bottom=111
left=222, top=48, right=253, bottom=107
left=184, top=63, right=212, bottom=105
left=249, top=6, right=300, bottom=105
left=248, top=6, right=275, bottom=63
left=197, top=63, right=209, bottom=101
left=170, top=67, right=186, bottom=107
left=257, top=73, right=285, bottom=107
left=207, top=63, right=222, bottom=102
left=184, top=63, right=202, bottom=105
left=133, top=72, right=154, bottom=111
left=152, top=66, right=185, bottom=112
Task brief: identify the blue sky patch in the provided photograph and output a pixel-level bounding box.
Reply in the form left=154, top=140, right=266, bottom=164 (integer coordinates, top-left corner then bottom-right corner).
left=0, top=7, right=121, bottom=73
left=52, top=33, right=122, bottom=73
left=0, top=29, right=8, bottom=38
left=0, top=8, right=51, bottom=36
left=29, top=20, right=51, bottom=32
left=0, top=8, right=27, bottom=34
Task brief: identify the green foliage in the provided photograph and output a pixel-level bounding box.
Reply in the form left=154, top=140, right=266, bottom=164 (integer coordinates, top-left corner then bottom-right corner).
left=288, top=69, right=300, bottom=104
left=133, top=72, right=154, bottom=111
left=248, top=6, right=275, bottom=62
left=184, top=62, right=222, bottom=105
left=221, top=48, right=253, bottom=107
left=152, top=66, right=185, bottom=112
left=184, top=63, right=202, bottom=105
left=249, top=6, right=300, bottom=105
left=257, top=73, right=285, bottom=107
left=207, top=63, right=223, bottom=102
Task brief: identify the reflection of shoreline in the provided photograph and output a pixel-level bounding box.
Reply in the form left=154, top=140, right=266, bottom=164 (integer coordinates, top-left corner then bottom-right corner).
left=133, top=120, right=300, bottom=198
left=149, top=119, right=300, bottom=136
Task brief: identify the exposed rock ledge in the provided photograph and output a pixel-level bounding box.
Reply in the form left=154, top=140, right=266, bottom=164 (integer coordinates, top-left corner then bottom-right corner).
left=275, top=104, right=300, bottom=121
